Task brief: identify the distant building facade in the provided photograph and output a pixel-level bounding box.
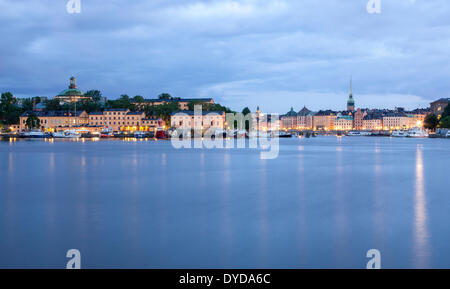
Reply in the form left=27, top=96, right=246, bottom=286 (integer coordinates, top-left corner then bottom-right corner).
left=20, top=110, right=89, bottom=131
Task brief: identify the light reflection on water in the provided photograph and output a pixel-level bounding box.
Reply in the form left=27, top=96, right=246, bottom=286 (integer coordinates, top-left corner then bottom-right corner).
left=414, top=144, right=430, bottom=268
left=0, top=137, right=449, bottom=268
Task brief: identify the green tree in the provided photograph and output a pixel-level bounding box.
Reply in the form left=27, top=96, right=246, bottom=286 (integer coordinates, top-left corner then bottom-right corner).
left=45, top=99, right=62, bottom=111
left=424, top=113, right=439, bottom=131
left=22, top=98, right=34, bottom=111
left=132, top=95, right=145, bottom=103
left=25, top=114, right=40, bottom=129
left=158, top=93, right=172, bottom=100
left=0, top=92, right=21, bottom=124
left=440, top=116, right=450, bottom=129
left=242, top=107, right=251, bottom=115
left=441, top=104, right=450, bottom=120
left=85, top=90, right=103, bottom=102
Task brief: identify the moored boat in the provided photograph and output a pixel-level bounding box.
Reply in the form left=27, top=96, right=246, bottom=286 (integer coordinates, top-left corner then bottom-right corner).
left=22, top=130, right=48, bottom=138
left=406, top=128, right=429, bottom=138
left=391, top=130, right=407, bottom=137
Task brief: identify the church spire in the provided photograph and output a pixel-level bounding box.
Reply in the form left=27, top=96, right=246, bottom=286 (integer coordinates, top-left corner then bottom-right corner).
left=347, top=77, right=355, bottom=111
left=349, top=76, right=353, bottom=97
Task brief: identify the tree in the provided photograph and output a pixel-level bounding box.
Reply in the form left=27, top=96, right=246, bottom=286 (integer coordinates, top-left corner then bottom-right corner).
left=85, top=90, right=103, bottom=102
left=440, top=116, right=450, bottom=129
left=132, top=95, right=145, bottom=103
left=242, top=107, right=251, bottom=115
left=22, top=98, right=34, bottom=111
left=26, top=114, right=40, bottom=129
left=424, top=113, right=439, bottom=131
left=45, top=99, right=63, bottom=111
left=158, top=93, right=172, bottom=100
left=441, top=104, right=450, bottom=120
left=0, top=92, right=21, bottom=124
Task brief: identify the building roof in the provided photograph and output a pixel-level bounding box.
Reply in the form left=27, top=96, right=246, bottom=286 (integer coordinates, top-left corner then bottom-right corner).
left=132, top=98, right=214, bottom=103
left=431, top=98, right=450, bottom=104
left=126, top=111, right=145, bottom=115
left=336, top=115, right=353, bottom=121
left=315, top=110, right=337, bottom=116
left=298, top=106, right=311, bottom=116
left=104, top=108, right=129, bottom=112
left=21, top=110, right=87, bottom=117
left=57, top=88, right=84, bottom=97
left=285, top=107, right=297, bottom=117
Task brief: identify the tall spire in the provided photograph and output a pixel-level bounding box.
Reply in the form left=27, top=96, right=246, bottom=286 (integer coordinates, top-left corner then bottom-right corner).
left=349, top=76, right=353, bottom=97
left=347, top=77, right=355, bottom=111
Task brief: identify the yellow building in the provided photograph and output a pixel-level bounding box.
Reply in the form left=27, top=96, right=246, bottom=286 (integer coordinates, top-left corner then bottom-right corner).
left=313, top=111, right=337, bottom=131
left=88, top=109, right=165, bottom=132
left=19, top=111, right=89, bottom=131
left=363, top=116, right=383, bottom=131
left=334, top=115, right=353, bottom=131
left=382, top=114, right=410, bottom=130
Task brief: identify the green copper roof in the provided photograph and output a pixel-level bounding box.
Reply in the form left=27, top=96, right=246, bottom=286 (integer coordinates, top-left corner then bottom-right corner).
left=58, top=88, right=84, bottom=97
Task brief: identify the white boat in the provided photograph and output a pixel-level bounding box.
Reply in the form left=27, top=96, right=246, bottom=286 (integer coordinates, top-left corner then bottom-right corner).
left=391, top=130, right=407, bottom=137
left=52, top=130, right=81, bottom=138
left=22, top=130, right=47, bottom=138
left=134, top=131, right=146, bottom=138
left=446, top=131, right=450, bottom=138
left=348, top=131, right=371, bottom=136
left=406, top=128, right=429, bottom=138
left=278, top=131, right=293, bottom=138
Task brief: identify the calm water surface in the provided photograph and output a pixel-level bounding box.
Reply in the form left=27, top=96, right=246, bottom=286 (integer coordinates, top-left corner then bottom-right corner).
left=0, top=137, right=449, bottom=268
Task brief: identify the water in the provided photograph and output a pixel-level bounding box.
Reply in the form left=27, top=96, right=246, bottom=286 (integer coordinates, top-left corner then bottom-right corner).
left=0, top=137, right=449, bottom=268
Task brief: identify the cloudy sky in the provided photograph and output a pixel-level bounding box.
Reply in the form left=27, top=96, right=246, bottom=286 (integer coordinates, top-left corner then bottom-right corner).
left=0, top=0, right=449, bottom=113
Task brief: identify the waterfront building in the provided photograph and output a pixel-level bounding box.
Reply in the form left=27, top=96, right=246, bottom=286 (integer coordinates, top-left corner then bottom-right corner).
left=313, top=110, right=337, bottom=131
left=334, top=114, right=354, bottom=131
left=141, top=116, right=166, bottom=130
left=353, top=108, right=366, bottom=130
left=54, top=76, right=92, bottom=103
left=19, top=110, right=89, bottom=131
left=382, top=113, right=410, bottom=130
left=297, top=106, right=314, bottom=130
left=280, top=107, right=298, bottom=130
left=363, top=114, right=383, bottom=130
left=170, top=111, right=226, bottom=131
left=133, top=98, right=214, bottom=111
left=88, top=109, right=155, bottom=132
left=347, top=78, right=355, bottom=111
left=430, top=98, right=450, bottom=118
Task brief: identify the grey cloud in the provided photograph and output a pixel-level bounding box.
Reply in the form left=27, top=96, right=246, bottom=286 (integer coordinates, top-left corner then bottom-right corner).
left=0, top=0, right=449, bottom=112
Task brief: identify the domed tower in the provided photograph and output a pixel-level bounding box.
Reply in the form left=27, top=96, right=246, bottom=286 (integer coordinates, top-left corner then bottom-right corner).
left=69, top=75, right=77, bottom=89
left=54, top=75, right=92, bottom=103
left=347, top=78, right=355, bottom=111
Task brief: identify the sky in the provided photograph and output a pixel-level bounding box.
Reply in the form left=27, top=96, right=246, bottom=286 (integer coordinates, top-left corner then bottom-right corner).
left=0, top=0, right=449, bottom=113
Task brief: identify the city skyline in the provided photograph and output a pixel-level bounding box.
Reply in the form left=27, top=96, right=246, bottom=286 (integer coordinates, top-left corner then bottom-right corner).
left=1, top=1, right=450, bottom=112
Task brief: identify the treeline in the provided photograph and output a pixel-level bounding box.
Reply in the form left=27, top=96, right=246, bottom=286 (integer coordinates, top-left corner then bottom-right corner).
left=1, top=91, right=236, bottom=128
